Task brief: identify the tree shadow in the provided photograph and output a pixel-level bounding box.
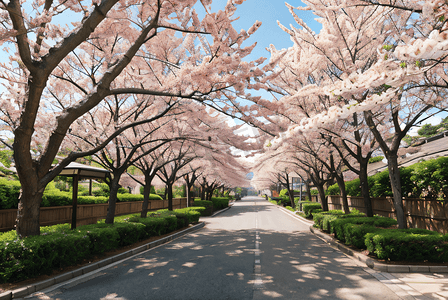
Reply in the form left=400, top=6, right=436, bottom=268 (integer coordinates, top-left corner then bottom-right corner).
left=30, top=198, right=401, bottom=300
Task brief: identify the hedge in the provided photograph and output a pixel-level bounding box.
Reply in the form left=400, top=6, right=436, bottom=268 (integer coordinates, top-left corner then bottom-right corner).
left=326, top=156, right=448, bottom=199
left=174, top=207, right=202, bottom=224
left=344, top=224, right=379, bottom=249
left=0, top=179, right=164, bottom=210
left=0, top=178, right=21, bottom=209
left=331, top=216, right=397, bottom=243
left=210, top=197, right=229, bottom=210
left=302, top=202, right=322, bottom=218
left=0, top=206, right=203, bottom=283
left=313, top=210, right=367, bottom=233
left=365, top=228, right=448, bottom=262
left=0, top=231, right=91, bottom=283
left=193, top=200, right=213, bottom=216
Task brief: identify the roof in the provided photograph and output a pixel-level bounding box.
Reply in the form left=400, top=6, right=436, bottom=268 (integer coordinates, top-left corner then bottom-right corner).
left=58, top=162, right=110, bottom=179
left=367, top=135, right=448, bottom=175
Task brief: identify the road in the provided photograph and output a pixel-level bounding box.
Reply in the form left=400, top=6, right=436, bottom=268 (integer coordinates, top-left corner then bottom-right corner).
left=26, top=197, right=403, bottom=300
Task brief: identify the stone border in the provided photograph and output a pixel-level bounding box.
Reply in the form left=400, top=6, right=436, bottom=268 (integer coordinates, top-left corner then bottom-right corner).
left=0, top=222, right=206, bottom=300
left=275, top=204, right=448, bottom=273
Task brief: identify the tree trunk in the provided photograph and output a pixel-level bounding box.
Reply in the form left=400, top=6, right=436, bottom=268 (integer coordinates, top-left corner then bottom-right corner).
left=16, top=187, right=44, bottom=237
left=316, top=183, right=328, bottom=211
left=166, top=184, right=173, bottom=211
left=186, top=183, right=194, bottom=206
left=305, top=181, right=312, bottom=202
left=289, top=191, right=295, bottom=208
left=387, top=153, right=406, bottom=229
left=167, top=183, right=173, bottom=211
left=105, top=176, right=121, bottom=224
left=200, top=184, right=206, bottom=200
left=359, top=164, right=374, bottom=217
left=335, top=175, right=350, bottom=214
left=141, top=181, right=151, bottom=218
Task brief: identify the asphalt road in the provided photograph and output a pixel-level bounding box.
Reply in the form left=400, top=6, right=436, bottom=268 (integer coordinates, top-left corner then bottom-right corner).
left=26, top=197, right=402, bottom=300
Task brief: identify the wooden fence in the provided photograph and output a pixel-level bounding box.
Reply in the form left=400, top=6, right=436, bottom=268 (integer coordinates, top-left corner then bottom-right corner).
left=327, top=195, right=448, bottom=234
left=0, top=198, right=189, bottom=232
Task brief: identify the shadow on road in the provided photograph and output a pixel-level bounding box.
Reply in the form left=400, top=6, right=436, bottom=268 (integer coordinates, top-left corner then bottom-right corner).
left=29, top=197, right=400, bottom=300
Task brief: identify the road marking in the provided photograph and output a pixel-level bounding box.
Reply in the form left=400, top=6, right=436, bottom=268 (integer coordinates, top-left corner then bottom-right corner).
left=254, top=230, right=263, bottom=289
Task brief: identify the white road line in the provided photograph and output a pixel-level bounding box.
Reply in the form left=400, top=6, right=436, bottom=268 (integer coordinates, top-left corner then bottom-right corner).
left=254, top=229, right=263, bottom=289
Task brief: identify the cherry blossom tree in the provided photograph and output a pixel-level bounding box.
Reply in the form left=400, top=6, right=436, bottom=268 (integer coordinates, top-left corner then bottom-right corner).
left=265, top=0, right=448, bottom=228
left=0, top=0, right=273, bottom=237
left=66, top=95, right=184, bottom=223
left=157, top=140, right=196, bottom=210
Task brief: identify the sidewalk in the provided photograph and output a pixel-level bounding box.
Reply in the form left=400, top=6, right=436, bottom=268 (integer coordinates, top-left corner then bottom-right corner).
left=274, top=204, right=448, bottom=300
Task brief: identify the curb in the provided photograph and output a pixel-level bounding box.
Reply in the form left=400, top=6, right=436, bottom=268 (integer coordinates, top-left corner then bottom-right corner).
left=275, top=204, right=448, bottom=274
left=211, top=205, right=232, bottom=217
left=0, top=222, right=206, bottom=300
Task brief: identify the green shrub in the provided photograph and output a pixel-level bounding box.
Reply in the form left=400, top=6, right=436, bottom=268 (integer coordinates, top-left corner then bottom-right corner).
left=186, top=206, right=206, bottom=214
left=117, top=194, right=144, bottom=202
left=193, top=200, right=213, bottom=207
left=368, top=156, right=384, bottom=164
left=41, top=188, right=72, bottom=207
left=0, top=178, right=21, bottom=209
left=175, top=208, right=202, bottom=223
left=268, top=198, right=277, bottom=205
left=370, top=170, right=393, bottom=197
left=40, top=223, right=71, bottom=234
left=0, top=232, right=90, bottom=283
left=410, top=157, right=448, bottom=199
left=76, top=224, right=121, bottom=254
left=285, top=206, right=295, bottom=212
left=127, top=216, right=177, bottom=237
left=210, top=197, right=229, bottom=210
left=345, top=179, right=362, bottom=197
left=302, top=202, right=322, bottom=218
left=365, top=228, right=448, bottom=262
left=322, top=211, right=346, bottom=231
left=169, top=211, right=189, bottom=229
left=77, top=195, right=108, bottom=204
left=326, top=184, right=340, bottom=196
left=332, top=216, right=397, bottom=243
left=344, top=224, right=379, bottom=249
left=0, top=210, right=185, bottom=284
left=313, top=210, right=345, bottom=230
left=140, top=185, right=156, bottom=195
left=193, top=200, right=213, bottom=216
left=112, top=222, right=146, bottom=246
left=92, top=183, right=110, bottom=197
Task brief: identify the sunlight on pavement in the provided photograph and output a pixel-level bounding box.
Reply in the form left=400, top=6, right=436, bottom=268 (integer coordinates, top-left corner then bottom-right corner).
left=182, top=262, right=196, bottom=268
left=100, top=293, right=127, bottom=300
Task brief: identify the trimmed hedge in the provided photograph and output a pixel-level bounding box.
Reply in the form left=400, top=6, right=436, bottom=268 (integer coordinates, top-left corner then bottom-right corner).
left=331, top=216, right=397, bottom=243
left=0, top=231, right=91, bottom=283
left=313, top=210, right=345, bottom=230
left=0, top=179, right=164, bottom=210
left=117, top=193, right=163, bottom=202
left=126, top=215, right=177, bottom=236
left=174, top=207, right=202, bottom=224
left=302, top=202, right=322, bottom=218
left=365, top=228, right=448, bottom=262
left=0, top=178, right=21, bottom=209
left=285, top=206, right=294, bottom=212
left=210, top=197, right=229, bottom=210
left=344, top=224, right=379, bottom=249
left=193, top=200, right=213, bottom=216
left=0, top=205, right=202, bottom=283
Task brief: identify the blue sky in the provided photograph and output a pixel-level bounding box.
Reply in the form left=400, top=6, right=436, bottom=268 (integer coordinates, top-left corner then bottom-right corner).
left=207, top=0, right=321, bottom=62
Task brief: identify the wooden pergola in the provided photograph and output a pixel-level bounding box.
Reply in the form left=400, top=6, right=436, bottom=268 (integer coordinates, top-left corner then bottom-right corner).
left=58, top=162, right=110, bottom=229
